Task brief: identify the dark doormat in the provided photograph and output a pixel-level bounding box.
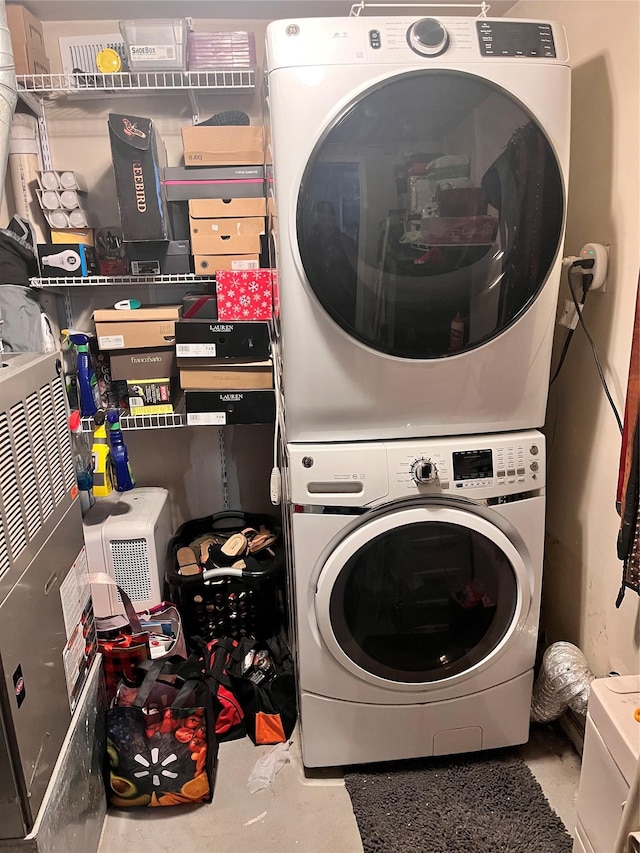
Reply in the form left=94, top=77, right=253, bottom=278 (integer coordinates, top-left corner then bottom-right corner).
left=344, top=748, right=573, bottom=853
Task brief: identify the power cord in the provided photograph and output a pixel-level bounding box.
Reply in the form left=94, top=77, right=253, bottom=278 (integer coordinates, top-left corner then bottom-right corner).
left=551, top=258, right=623, bottom=433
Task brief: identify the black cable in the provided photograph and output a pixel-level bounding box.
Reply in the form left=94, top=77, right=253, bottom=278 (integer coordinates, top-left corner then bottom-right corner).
left=565, top=260, right=623, bottom=433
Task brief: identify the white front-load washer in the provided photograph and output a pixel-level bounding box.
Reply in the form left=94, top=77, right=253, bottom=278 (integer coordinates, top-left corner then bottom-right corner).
left=284, top=430, right=545, bottom=767
left=266, top=16, right=571, bottom=442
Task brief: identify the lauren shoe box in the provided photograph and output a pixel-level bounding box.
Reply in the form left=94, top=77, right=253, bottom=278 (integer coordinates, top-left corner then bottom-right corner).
left=186, top=390, right=275, bottom=425
left=94, top=305, right=181, bottom=350
left=190, top=232, right=262, bottom=256
left=175, top=320, right=270, bottom=361
left=189, top=198, right=266, bottom=218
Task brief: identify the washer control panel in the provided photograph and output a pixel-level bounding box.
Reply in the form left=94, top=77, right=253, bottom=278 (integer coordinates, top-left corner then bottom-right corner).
left=288, top=430, right=545, bottom=507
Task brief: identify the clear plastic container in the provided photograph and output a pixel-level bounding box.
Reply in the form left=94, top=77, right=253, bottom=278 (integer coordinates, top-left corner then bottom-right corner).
left=119, top=19, right=188, bottom=71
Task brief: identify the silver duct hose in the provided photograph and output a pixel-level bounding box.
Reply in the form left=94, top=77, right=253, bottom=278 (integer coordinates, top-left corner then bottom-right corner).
left=0, top=0, right=18, bottom=209
left=530, top=641, right=596, bottom=723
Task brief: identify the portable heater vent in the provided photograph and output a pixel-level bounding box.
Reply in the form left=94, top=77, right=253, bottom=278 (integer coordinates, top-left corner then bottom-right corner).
left=0, top=412, right=27, bottom=566
left=26, top=391, right=55, bottom=523
left=0, top=354, right=77, bottom=583
left=111, top=538, right=152, bottom=604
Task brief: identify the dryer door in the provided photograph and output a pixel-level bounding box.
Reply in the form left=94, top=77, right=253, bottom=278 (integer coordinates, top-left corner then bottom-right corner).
left=297, top=69, right=564, bottom=359
left=315, top=502, right=531, bottom=686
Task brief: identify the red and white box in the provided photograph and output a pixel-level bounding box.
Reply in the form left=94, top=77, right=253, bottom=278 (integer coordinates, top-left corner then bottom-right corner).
left=215, top=270, right=274, bottom=321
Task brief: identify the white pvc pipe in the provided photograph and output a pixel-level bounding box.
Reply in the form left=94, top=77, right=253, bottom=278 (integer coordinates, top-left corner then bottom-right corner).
left=0, top=0, right=18, bottom=210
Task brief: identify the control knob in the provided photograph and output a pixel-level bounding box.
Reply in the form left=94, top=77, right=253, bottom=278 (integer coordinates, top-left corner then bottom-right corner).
left=411, top=457, right=438, bottom=485
left=407, top=18, right=450, bottom=57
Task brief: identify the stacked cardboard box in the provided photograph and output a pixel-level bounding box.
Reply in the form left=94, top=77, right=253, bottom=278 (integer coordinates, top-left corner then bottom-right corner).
left=94, top=306, right=180, bottom=415
left=7, top=5, right=50, bottom=75
left=173, top=124, right=266, bottom=275
left=175, top=320, right=275, bottom=425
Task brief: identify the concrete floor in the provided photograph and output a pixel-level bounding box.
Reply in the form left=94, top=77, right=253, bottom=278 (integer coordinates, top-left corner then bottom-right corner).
left=97, top=722, right=582, bottom=853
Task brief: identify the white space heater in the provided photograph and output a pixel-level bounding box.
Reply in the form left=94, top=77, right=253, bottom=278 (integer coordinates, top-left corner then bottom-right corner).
left=82, top=487, right=172, bottom=616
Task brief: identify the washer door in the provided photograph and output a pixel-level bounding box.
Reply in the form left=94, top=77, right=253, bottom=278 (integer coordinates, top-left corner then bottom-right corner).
left=315, top=503, right=531, bottom=687
left=297, top=69, right=564, bottom=358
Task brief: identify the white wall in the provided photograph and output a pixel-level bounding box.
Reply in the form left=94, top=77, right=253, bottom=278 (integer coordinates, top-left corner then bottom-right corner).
left=513, top=0, right=640, bottom=676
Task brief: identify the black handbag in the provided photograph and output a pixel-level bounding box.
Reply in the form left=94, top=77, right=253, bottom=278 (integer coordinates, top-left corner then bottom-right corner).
left=209, top=635, right=297, bottom=745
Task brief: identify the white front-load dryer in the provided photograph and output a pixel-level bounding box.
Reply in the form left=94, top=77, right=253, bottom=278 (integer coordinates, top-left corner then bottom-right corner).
left=285, top=430, right=545, bottom=767
left=266, top=17, right=570, bottom=442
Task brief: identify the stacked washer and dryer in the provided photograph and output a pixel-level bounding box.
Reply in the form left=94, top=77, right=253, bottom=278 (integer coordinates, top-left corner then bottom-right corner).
left=265, top=13, right=570, bottom=767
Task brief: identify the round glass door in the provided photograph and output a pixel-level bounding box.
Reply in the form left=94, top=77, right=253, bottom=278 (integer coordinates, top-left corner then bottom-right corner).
left=297, top=70, right=564, bottom=358
left=316, top=507, right=525, bottom=684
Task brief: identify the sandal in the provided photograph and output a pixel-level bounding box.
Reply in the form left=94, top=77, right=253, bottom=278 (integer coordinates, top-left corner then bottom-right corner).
left=247, top=531, right=278, bottom=555
left=177, top=546, right=200, bottom=576
left=220, top=531, right=251, bottom=558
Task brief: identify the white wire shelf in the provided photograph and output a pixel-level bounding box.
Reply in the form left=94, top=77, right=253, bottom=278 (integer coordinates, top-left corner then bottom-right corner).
left=31, top=274, right=215, bottom=288
left=17, top=69, right=256, bottom=97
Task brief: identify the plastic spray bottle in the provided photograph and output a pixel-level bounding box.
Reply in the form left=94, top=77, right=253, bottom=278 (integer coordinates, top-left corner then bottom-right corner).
left=69, top=410, right=95, bottom=514
left=91, top=410, right=114, bottom=498
left=106, top=409, right=135, bottom=491
left=65, top=331, right=100, bottom=417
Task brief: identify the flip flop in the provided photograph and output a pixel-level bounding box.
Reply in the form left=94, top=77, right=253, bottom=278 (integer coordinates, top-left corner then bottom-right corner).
left=177, top=546, right=200, bottom=576
left=199, top=538, right=217, bottom=565
left=247, top=531, right=278, bottom=555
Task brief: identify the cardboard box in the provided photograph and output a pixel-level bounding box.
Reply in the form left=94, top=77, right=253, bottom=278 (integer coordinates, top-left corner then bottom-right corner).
left=216, top=270, right=274, bottom=321
left=109, top=347, right=177, bottom=380
left=51, top=228, right=94, bottom=246
left=182, top=292, right=218, bottom=320
left=126, top=240, right=191, bottom=275
left=189, top=197, right=266, bottom=219
left=96, top=320, right=177, bottom=350
left=194, top=254, right=260, bottom=275
left=179, top=362, right=273, bottom=391
left=6, top=5, right=46, bottom=53
left=37, top=244, right=98, bottom=277
left=190, top=233, right=261, bottom=255
left=189, top=217, right=265, bottom=239
left=126, top=378, right=172, bottom=406
left=175, top=320, right=270, bottom=360
left=186, top=390, right=275, bottom=425
left=108, top=113, right=170, bottom=242
left=182, top=126, right=264, bottom=167
left=93, top=305, right=181, bottom=323
left=11, top=42, right=50, bottom=75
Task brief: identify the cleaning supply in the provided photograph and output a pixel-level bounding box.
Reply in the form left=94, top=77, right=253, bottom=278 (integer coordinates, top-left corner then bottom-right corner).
left=106, top=409, right=135, bottom=491
left=449, top=312, right=464, bottom=352
left=91, top=409, right=114, bottom=497
left=65, top=331, right=100, bottom=417
left=69, top=410, right=95, bottom=514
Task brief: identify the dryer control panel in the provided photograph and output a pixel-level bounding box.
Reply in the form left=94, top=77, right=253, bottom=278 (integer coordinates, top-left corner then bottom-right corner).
left=289, top=430, right=545, bottom=507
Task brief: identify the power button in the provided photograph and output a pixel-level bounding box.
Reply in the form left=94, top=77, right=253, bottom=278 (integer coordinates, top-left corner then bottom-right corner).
left=369, top=29, right=381, bottom=49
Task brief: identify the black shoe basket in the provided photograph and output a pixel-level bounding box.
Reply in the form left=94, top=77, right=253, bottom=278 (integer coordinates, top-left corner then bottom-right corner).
left=165, top=511, right=286, bottom=646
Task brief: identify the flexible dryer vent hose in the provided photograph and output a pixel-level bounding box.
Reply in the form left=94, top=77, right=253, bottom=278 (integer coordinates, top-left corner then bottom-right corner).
left=0, top=0, right=18, bottom=209
left=530, top=641, right=595, bottom=723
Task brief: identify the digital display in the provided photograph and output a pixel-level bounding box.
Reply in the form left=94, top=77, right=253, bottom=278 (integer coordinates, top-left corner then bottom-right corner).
left=453, top=449, right=493, bottom=481
left=477, top=21, right=556, bottom=58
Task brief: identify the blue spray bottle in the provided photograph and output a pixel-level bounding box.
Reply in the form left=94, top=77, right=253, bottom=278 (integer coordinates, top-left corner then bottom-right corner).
left=66, top=332, right=100, bottom=417
left=106, top=409, right=135, bottom=491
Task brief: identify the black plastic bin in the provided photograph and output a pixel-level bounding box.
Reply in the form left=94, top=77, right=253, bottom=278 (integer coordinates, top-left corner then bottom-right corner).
left=166, top=511, right=286, bottom=646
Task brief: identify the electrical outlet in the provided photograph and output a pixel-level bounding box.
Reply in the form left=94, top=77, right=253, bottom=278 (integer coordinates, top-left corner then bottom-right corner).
left=559, top=299, right=583, bottom=329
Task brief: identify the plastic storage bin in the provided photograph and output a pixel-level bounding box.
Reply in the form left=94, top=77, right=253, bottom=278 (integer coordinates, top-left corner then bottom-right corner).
left=166, top=511, right=286, bottom=644
left=119, top=19, right=188, bottom=72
